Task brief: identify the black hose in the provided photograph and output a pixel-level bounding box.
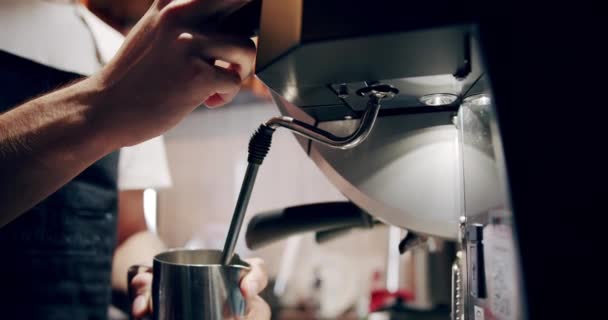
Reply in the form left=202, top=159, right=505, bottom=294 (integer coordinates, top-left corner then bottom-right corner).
left=247, top=124, right=275, bottom=165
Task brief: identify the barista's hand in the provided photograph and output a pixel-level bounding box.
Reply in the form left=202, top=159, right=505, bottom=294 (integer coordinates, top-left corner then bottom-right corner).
left=88, top=0, right=256, bottom=147
left=240, top=258, right=272, bottom=320
left=130, top=258, right=271, bottom=319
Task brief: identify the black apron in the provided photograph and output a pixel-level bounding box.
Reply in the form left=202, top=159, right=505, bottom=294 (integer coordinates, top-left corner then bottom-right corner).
left=0, top=50, right=119, bottom=319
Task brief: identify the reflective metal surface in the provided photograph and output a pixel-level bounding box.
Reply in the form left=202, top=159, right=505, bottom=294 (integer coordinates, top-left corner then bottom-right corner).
left=270, top=87, right=462, bottom=239
left=451, top=251, right=464, bottom=320
left=153, top=249, right=249, bottom=320
left=265, top=84, right=396, bottom=150
left=221, top=163, right=260, bottom=264
left=458, top=92, right=523, bottom=320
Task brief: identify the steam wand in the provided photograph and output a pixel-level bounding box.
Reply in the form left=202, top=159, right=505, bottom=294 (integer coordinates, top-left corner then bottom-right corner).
left=220, top=84, right=398, bottom=264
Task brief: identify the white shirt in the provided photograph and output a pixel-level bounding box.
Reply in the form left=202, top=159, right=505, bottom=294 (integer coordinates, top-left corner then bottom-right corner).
left=117, top=137, right=172, bottom=190
left=0, top=0, right=173, bottom=190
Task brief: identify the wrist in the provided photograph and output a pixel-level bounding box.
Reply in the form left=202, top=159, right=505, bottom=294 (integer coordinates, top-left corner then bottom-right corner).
left=79, top=75, right=124, bottom=154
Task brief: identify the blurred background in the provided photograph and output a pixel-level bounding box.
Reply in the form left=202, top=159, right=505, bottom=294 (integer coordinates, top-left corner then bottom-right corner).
left=80, top=1, right=423, bottom=319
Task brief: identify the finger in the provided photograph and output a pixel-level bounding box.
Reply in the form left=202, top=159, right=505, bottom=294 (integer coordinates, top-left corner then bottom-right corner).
left=201, top=64, right=242, bottom=108
left=185, top=33, right=256, bottom=80
left=241, top=258, right=268, bottom=298
left=204, top=92, right=236, bottom=108
left=163, top=0, right=251, bottom=25
left=131, top=272, right=153, bottom=294
left=132, top=294, right=151, bottom=318
left=245, top=295, right=271, bottom=320
left=131, top=273, right=153, bottom=317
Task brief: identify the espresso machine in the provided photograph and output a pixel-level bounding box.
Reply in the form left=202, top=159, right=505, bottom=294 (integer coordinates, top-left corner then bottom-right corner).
left=219, top=0, right=595, bottom=319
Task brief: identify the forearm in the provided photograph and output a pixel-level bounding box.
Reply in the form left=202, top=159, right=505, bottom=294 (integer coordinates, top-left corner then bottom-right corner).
left=0, top=77, right=116, bottom=227
left=112, top=231, right=167, bottom=292
left=0, top=0, right=257, bottom=227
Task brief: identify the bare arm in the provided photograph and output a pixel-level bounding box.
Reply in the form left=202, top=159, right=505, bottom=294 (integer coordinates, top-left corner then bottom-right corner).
left=0, top=78, right=116, bottom=226
left=0, top=0, right=256, bottom=227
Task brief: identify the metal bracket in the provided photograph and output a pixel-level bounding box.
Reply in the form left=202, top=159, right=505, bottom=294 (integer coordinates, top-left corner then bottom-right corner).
left=265, top=84, right=398, bottom=150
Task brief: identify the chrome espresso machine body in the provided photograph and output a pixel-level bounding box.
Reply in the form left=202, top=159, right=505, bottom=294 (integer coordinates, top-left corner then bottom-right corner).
left=220, top=1, right=593, bottom=319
